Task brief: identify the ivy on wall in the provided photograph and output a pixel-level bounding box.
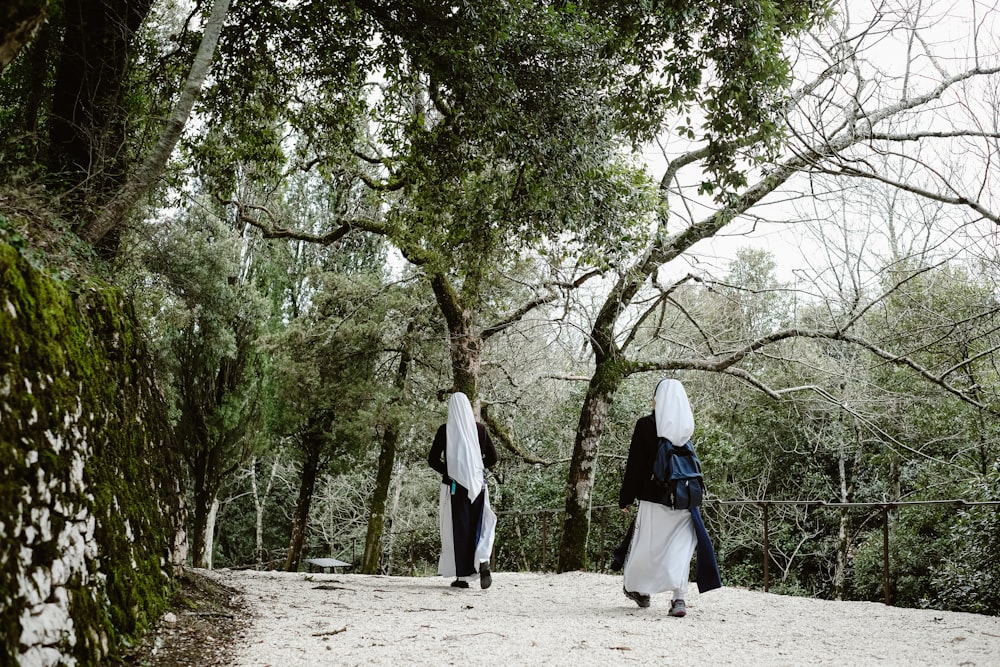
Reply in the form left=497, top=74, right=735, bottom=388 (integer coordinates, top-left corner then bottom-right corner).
left=0, top=242, right=185, bottom=666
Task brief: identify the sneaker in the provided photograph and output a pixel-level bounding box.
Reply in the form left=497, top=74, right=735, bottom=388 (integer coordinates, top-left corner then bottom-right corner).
left=450, top=579, right=469, bottom=589
left=623, top=586, right=650, bottom=608
left=479, top=562, right=492, bottom=590
left=669, top=599, right=687, bottom=617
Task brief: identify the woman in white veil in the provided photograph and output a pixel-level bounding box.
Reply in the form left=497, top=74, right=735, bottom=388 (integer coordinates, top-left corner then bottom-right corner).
left=618, top=378, right=720, bottom=615
left=427, top=392, right=499, bottom=588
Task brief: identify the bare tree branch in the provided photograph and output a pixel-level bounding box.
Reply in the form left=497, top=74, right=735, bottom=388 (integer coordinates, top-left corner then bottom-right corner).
left=218, top=197, right=388, bottom=244
left=628, top=327, right=994, bottom=413
left=481, top=406, right=553, bottom=466
left=482, top=269, right=602, bottom=340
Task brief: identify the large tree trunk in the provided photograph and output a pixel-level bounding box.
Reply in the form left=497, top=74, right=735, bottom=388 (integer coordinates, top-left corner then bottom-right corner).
left=82, top=0, right=231, bottom=249
left=430, top=273, right=481, bottom=404
left=361, top=337, right=412, bottom=574
left=556, top=261, right=643, bottom=571
left=360, top=434, right=397, bottom=573
left=557, top=365, right=624, bottom=571
left=189, top=456, right=221, bottom=568
left=285, top=430, right=323, bottom=571
left=47, top=0, right=154, bottom=212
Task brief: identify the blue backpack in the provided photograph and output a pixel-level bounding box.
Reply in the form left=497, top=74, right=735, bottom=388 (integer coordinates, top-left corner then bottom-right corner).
left=652, top=438, right=704, bottom=510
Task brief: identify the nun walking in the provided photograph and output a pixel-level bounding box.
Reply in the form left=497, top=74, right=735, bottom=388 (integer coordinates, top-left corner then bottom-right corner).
left=427, top=392, right=500, bottom=589
left=618, top=378, right=721, bottom=615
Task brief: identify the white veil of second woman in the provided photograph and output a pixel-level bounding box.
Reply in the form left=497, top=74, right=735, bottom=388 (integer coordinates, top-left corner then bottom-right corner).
left=445, top=392, right=484, bottom=500
left=654, top=379, right=694, bottom=445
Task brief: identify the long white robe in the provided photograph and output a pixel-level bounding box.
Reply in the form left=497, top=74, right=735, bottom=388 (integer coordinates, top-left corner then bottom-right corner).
left=623, top=499, right=697, bottom=597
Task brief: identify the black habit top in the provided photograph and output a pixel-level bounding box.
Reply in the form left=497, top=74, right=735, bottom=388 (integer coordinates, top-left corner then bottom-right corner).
left=618, top=413, right=665, bottom=509
left=428, top=422, right=499, bottom=484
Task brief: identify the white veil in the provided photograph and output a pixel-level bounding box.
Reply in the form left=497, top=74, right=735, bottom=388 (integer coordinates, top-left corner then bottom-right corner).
left=445, top=392, right=484, bottom=500
left=654, top=379, right=694, bottom=445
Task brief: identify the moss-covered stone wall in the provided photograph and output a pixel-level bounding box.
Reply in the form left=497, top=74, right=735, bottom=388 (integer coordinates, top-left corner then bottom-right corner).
left=0, top=242, right=186, bottom=666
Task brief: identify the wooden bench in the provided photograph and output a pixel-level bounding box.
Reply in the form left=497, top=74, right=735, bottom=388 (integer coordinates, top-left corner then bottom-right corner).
left=304, top=557, right=352, bottom=573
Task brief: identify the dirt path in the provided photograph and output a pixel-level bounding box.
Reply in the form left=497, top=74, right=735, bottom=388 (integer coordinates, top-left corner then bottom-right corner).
left=199, top=568, right=1000, bottom=666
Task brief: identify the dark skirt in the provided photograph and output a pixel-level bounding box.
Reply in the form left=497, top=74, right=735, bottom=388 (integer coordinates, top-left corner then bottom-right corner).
left=450, top=481, right=486, bottom=577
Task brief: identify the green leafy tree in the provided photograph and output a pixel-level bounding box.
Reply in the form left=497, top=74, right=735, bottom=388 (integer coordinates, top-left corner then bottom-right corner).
left=555, top=0, right=1000, bottom=570
left=126, top=198, right=269, bottom=568
left=1, top=0, right=161, bottom=227
left=266, top=265, right=390, bottom=571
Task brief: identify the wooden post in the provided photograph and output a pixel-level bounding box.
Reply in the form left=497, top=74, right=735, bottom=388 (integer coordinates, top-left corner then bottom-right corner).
left=598, top=507, right=606, bottom=569
left=882, top=505, right=891, bottom=606
left=540, top=511, right=549, bottom=572
left=409, top=530, right=415, bottom=575
left=762, top=502, right=770, bottom=592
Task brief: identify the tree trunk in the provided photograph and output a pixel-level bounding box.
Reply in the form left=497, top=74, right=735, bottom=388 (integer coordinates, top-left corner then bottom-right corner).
left=383, top=460, right=405, bottom=575
left=361, top=337, right=412, bottom=574
left=204, top=498, right=220, bottom=570
left=285, top=431, right=323, bottom=571
left=82, top=0, right=231, bottom=248
left=556, top=261, right=640, bottom=572
left=557, top=365, right=624, bottom=571
left=250, top=457, right=263, bottom=567
left=251, top=455, right=281, bottom=568
left=360, top=426, right=399, bottom=574
left=0, top=0, right=46, bottom=71
left=889, top=455, right=901, bottom=501
left=430, top=273, right=480, bottom=404
left=20, top=21, right=49, bottom=134
left=47, top=0, right=154, bottom=209
left=189, top=461, right=220, bottom=568
left=833, top=437, right=850, bottom=599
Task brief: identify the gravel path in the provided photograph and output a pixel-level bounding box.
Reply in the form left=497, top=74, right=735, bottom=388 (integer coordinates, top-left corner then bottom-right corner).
left=199, top=568, right=1000, bottom=666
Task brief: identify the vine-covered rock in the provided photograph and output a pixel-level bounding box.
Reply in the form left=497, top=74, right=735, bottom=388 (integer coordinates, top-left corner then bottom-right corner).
left=0, top=242, right=186, bottom=666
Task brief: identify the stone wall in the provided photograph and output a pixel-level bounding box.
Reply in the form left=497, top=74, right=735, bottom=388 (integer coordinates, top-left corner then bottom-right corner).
left=0, top=243, right=186, bottom=666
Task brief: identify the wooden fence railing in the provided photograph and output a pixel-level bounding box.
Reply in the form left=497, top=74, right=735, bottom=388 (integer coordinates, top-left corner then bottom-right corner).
left=489, top=499, right=1000, bottom=605
left=722, top=499, right=1000, bottom=603
left=268, top=498, right=998, bottom=607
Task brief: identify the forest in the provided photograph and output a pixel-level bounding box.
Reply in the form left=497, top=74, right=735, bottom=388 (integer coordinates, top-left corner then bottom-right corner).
left=2, top=0, right=999, bottom=623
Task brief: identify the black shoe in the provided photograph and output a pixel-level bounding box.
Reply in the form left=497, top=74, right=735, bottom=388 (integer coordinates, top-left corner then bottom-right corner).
left=668, top=599, right=687, bottom=617
left=479, top=562, right=492, bottom=590
left=450, top=579, right=469, bottom=588
left=623, top=586, right=650, bottom=608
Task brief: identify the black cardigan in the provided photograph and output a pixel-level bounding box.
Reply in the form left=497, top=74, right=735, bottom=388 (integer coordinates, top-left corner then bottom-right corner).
left=618, top=414, right=664, bottom=509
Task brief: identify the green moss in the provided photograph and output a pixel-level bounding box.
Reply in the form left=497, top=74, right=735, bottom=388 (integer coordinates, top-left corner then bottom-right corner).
left=1, top=242, right=184, bottom=665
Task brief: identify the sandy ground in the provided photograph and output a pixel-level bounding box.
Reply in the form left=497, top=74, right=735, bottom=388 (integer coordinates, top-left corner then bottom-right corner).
left=198, top=568, right=1000, bottom=667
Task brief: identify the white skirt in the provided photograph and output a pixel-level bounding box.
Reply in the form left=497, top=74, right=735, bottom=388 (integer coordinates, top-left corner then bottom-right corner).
left=623, top=500, right=697, bottom=596
left=437, top=483, right=497, bottom=579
